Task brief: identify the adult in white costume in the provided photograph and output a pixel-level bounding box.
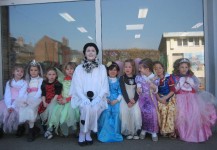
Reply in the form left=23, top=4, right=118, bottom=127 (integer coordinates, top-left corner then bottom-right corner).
left=70, top=43, right=109, bottom=146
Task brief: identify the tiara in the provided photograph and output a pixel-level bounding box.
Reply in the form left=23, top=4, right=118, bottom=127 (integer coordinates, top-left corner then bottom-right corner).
left=30, top=59, right=40, bottom=66
left=106, top=61, right=112, bottom=67
left=179, top=58, right=190, bottom=64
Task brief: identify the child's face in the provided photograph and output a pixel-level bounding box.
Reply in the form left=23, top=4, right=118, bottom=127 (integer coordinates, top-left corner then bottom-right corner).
left=154, top=64, right=164, bottom=77
left=14, top=68, right=24, bottom=81
left=108, top=67, right=118, bottom=78
left=85, top=46, right=97, bottom=61
left=139, top=64, right=150, bottom=76
left=30, top=66, right=39, bottom=78
left=124, top=62, right=133, bottom=76
left=179, top=63, right=189, bottom=75
left=65, top=66, right=74, bottom=77
left=46, top=70, right=57, bottom=83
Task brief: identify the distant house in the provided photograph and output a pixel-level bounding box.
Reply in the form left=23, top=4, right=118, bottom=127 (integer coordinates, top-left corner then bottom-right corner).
left=34, top=35, right=75, bottom=65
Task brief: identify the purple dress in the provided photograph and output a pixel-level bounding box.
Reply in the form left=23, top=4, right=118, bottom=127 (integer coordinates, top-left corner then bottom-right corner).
left=135, top=74, right=159, bottom=133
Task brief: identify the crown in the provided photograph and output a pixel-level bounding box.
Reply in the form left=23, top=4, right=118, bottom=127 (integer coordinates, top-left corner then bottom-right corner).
left=30, top=59, right=40, bottom=66
left=179, top=58, right=190, bottom=64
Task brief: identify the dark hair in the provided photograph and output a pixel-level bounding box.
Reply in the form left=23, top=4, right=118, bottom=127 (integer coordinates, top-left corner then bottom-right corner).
left=153, top=61, right=165, bottom=75
left=27, top=64, right=43, bottom=78
left=9, top=64, right=25, bottom=87
left=172, top=58, right=194, bottom=76
left=63, top=62, right=77, bottom=74
left=139, top=58, right=153, bottom=72
left=106, top=61, right=120, bottom=76
left=45, top=67, right=58, bottom=82
left=123, top=59, right=136, bottom=75
left=83, top=43, right=99, bottom=55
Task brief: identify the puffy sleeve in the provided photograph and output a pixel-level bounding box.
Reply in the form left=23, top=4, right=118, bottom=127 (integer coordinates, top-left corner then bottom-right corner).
left=117, top=79, right=122, bottom=101
left=4, top=81, right=12, bottom=108
left=54, top=81, right=63, bottom=95
left=168, top=75, right=176, bottom=92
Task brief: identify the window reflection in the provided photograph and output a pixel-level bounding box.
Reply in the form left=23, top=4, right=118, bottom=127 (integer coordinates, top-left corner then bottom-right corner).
left=9, top=1, right=95, bottom=72
left=101, top=0, right=204, bottom=87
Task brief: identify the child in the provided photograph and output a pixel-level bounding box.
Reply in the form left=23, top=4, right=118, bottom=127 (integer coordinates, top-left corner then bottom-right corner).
left=45, top=62, right=79, bottom=137
left=135, top=58, right=159, bottom=142
left=39, top=67, right=62, bottom=139
left=17, top=60, right=43, bottom=142
left=0, top=64, right=27, bottom=138
left=119, top=59, right=142, bottom=140
left=98, top=61, right=123, bottom=142
left=173, top=58, right=217, bottom=142
left=153, top=61, right=176, bottom=138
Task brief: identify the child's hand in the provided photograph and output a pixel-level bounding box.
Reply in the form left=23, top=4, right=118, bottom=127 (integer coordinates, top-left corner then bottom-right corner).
left=159, top=98, right=167, bottom=104
left=8, top=108, right=14, bottom=113
left=127, top=102, right=134, bottom=108
left=43, top=101, right=48, bottom=108
left=110, top=100, right=118, bottom=106
left=57, top=98, right=63, bottom=104
left=137, top=87, right=142, bottom=94
left=130, top=99, right=136, bottom=104
left=60, top=98, right=67, bottom=105
left=150, top=82, right=156, bottom=90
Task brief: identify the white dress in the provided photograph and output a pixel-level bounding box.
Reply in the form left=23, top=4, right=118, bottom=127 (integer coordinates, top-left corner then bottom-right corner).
left=18, top=76, right=43, bottom=123
left=70, top=64, right=109, bottom=133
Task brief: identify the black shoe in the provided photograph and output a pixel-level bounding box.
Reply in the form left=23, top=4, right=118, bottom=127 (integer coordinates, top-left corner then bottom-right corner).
left=86, top=140, right=93, bottom=145
left=78, top=141, right=87, bottom=146
left=80, top=120, right=85, bottom=125
left=16, top=124, right=25, bottom=138
left=33, top=126, right=41, bottom=137
left=27, top=128, right=35, bottom=142
left=0, top=128, right=3, bottom=138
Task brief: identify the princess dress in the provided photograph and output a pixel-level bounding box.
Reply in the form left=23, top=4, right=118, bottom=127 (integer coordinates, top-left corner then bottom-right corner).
left=0, top=79, right=27, bottom=133
left=119, top=75, right=142, bottom=137
left=157, top=74, right=176, bottom=136
left=175, top=75, right=217, bottom=142
left=98, top=77, right=123, bottom=142
left=17, top=76, right=43, bottom=124
left=135, top=74, right=159, bottom=135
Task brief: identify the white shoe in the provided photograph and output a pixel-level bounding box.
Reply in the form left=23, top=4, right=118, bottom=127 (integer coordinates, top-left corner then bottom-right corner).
left=44, top=130, right=53, bottom=140
left=152, top=135, right=158, bottom=142
left=140, top=131, right=146, bottom=139
left=133, top=135, right=140, bottom=140
left=126, top=135, right=133, bottom=140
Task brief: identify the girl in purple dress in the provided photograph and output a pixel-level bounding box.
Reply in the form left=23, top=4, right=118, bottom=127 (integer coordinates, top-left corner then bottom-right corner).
left=135, top=58, right=159, bottom=142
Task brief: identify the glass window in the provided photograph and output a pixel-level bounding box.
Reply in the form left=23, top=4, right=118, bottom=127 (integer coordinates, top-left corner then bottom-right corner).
left=194, top=37, right=200, bottom=45
left=177, top=38, right=182, bottom=46
left=101, top=0, right=204, bottom=87
left=8, top=1, right=95, bottom=71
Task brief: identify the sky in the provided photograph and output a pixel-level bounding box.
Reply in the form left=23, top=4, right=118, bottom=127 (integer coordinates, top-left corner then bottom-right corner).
left=9, top=0, right=203, bottom=51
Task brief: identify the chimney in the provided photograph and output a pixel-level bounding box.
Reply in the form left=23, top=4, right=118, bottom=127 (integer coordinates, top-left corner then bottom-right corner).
left=62, top=37, right=68, bottom=46
left=17, top=37, right=24, bottom=46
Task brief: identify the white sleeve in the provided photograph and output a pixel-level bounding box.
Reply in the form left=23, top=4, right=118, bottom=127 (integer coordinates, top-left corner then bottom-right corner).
left=71, top=67, right=90, bottom=107
left=33, top=78, right=43, bottom=99
left=11, top=80, right=28, bottom=108
left=4, top=81, right=12, bottom=108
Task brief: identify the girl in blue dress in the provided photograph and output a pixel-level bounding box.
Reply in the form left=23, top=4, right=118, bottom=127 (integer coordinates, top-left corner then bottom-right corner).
left=98, top=61, right=123, bottom=142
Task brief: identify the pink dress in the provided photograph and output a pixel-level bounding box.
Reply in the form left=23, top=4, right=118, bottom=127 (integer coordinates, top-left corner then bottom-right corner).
left=174, top=75, right=217, bottom=142
left=0, top=79, right=27, bottom=133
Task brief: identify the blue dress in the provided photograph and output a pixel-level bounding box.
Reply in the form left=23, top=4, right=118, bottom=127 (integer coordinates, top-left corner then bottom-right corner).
left=98, top=77, right=123, bottom=142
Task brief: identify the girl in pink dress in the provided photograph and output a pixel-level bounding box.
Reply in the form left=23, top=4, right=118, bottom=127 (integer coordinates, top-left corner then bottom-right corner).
left=0, top=64, right=27, bottom=138
left=173, top=58, right=217, bottom=142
